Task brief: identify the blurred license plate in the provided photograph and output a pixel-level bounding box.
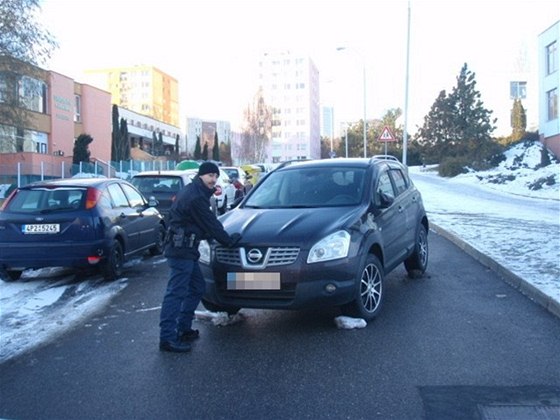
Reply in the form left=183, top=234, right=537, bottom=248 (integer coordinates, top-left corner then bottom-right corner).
left=227, top=272, right=281, bottom=290
left=22, top=224, right=60, bottom=234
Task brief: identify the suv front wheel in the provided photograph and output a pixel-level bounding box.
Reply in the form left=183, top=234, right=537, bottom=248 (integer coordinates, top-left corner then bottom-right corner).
left=341, top=254, right=384, bottom=321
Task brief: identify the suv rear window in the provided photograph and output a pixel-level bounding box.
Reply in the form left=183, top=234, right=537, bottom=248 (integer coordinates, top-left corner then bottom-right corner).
left=5, top=188, right=86, bottom=212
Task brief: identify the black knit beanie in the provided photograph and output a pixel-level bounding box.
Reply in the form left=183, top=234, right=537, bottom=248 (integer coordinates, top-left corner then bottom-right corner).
left=198, top=162, right=220, bottom=177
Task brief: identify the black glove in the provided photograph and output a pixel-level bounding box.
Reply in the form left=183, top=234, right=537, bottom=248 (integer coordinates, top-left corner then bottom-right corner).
left=228, top=233, right=242, bottom=247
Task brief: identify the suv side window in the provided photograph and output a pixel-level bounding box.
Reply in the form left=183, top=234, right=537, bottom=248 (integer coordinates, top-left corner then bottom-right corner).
left=376, top=171, right=395, bottom=203
left=389, top=168, right=408, bottom=196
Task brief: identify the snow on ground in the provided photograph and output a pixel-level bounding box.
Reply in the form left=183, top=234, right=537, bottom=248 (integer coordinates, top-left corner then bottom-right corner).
left=409, top=141, right=559, bottom=305
left=0, top=141, right=558, bottom=362
left=0, top=269, right=128, bottom=363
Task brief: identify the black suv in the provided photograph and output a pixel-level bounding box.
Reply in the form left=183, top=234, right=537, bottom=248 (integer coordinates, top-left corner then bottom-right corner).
left=199, top=158, right=429, bottom=321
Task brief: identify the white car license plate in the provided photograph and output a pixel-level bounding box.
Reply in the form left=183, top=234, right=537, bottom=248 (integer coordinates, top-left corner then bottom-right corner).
left=227, top=272, right=281, bottom=290
left=22, top=224, right=60, bottom=234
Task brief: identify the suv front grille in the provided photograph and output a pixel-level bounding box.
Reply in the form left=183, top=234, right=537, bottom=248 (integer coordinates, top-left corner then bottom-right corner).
left=215, top=246, right=300, bottom=269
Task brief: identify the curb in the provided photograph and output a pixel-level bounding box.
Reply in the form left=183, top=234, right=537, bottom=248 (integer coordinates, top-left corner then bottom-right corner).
left=430, top=223, right=560, bottom=319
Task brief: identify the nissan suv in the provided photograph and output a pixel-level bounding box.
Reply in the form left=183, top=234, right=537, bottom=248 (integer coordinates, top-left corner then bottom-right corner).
left=199, top=158, right=429, bottom=321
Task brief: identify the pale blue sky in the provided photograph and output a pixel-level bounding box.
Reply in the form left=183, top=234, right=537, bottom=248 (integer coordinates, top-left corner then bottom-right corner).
left=42, top=0, right=559, bottom=135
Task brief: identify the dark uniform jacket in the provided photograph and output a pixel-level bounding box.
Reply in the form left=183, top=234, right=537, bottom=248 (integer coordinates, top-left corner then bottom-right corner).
left=164, top=176, right=234, bottom=260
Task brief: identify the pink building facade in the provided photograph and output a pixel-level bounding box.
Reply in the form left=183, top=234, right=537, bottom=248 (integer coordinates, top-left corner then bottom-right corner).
left=0, top=59, right=111, bottom=184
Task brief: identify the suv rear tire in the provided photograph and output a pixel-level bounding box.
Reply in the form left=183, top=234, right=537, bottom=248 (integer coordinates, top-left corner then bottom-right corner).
left=341, top=254, right=384, bottom=321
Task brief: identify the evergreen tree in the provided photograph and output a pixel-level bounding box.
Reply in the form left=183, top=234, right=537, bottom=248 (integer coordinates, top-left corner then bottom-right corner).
left=119, top=118, right=130, bottom=160
left=158, top=132, right=164, bottom=155
left=111, top=105, right=120, bottom=161
left=194, top=135, right=202, bottom=160
left=152, top=132, right=158, bottom=156
left=202, top=142, right=209, bottom=160
left=415, top=63, right=498, bottom=168
left=511, top=99, right=527, bottom=142
left=212, top=132, right=220, bottom=161
left=72, top=134, right=93, bottom=164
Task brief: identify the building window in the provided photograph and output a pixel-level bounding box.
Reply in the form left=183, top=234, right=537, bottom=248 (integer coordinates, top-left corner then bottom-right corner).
left=510, top=81, right=527, bottom=99
left=0, top=124, right=47, bottom=154
left=546, top=41, right=558, bottom=75
left=547, top=88, right=558, bottom=121
left=19, top=76, right=47, bottom=113
left=0, top=72, right=10, bottom=103
left=74, top=94, right=81, bottom=122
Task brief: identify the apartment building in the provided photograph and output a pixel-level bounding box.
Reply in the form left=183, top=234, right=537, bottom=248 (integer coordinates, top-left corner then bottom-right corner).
left=0, top=57, right=111, bottom=184
left=185, top=117, right=231, bottom=159
left=257, top=50, right=321, bottom=162
left=119, top=107, right=183, bottom=157
left=539, top=20, right=559, bottom=157
left=84, top=65, right=180, bottom=127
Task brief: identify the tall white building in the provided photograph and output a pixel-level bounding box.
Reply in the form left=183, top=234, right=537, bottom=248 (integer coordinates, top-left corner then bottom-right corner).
left=321, top=106, right=334, bottom=139
left=257, top=51, right=321, bottom=162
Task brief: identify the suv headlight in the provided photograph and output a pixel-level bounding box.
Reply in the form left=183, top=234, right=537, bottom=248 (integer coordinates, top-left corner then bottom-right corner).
left=199, top=240, right=211, bottom=264
left=307, top=230, right=351, bottom=263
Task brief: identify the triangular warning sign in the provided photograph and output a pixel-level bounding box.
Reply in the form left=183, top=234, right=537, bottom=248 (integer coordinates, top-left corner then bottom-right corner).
left=378, top=126, right=396, bottom=142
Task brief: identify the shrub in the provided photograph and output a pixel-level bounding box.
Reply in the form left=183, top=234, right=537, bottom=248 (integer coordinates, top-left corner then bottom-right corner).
left=438, top=156, right=470, bottom=177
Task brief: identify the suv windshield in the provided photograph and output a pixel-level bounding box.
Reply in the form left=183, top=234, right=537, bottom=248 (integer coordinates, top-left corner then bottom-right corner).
left=244, top=166, right=366, bottom=208
left=5, top=188, right=87, bottom=213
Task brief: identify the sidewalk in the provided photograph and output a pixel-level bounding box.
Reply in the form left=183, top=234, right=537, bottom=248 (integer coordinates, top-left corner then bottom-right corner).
left=430, top=222, right=560, bottom=319
left=409, top=166, right=560, bottom=319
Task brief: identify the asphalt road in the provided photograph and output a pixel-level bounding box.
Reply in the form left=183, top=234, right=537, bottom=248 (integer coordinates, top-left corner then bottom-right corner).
left=1, top=231, right=559, bottom=420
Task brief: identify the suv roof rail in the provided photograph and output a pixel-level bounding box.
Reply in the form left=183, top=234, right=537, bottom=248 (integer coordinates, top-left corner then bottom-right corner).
left=274, top=159, right=313, bottom=170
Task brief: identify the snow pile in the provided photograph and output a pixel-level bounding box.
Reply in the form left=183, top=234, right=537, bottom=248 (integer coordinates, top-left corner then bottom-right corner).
left=195, top=309, right=246, bottom=326
left=334, top=316, right=367, bottom=329
left=457, top=142, right=560, bottom=200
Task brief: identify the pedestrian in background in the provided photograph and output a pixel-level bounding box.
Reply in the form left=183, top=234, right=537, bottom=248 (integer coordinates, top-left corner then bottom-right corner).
left=159, top=161, right=241, bottom=353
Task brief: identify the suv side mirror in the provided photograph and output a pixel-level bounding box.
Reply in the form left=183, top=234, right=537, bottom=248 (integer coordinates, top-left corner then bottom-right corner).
left=378, top=192, right=394, bottom=209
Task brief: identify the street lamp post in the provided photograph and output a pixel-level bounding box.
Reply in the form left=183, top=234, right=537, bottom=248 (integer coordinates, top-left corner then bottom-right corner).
left=331, top=107, right=335, bottom=158
left=336, top=47, right=367, bottom=158
left=345, top=123, right=349, bottom=158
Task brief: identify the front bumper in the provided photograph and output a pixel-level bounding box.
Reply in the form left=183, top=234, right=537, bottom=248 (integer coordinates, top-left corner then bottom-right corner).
left=200, top=255, right=360, bottom=310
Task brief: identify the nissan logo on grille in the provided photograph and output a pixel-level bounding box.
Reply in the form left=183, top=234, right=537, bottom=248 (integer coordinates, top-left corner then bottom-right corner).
left=247, top=248, right=263, bottom=263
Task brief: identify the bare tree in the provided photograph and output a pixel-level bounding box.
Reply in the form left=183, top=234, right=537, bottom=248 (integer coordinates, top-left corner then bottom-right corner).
left=1, top=0, right=58, bottom=149
left=0, top=0, right=58, bottom=65
left=240, top=87, right=272, bottom=163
